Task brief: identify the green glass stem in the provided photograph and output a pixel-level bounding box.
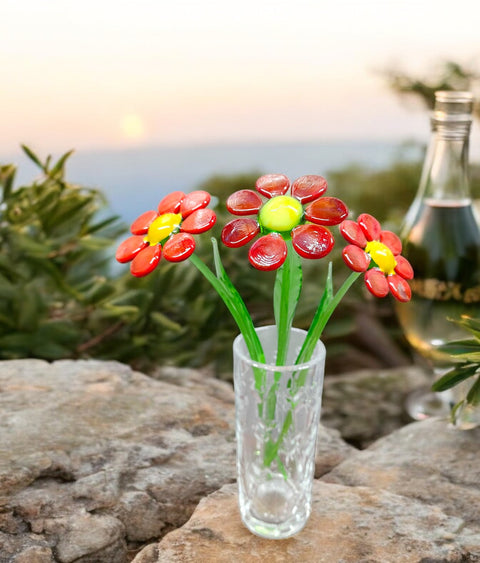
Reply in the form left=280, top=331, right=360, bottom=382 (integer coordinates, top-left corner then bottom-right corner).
left=189, top=241, right=266, bottom=392
left=189, top=255, right=264, bottom=363
left=265, top=268, right=361, bottom=467
left=296, top=268, right=361, bottom=367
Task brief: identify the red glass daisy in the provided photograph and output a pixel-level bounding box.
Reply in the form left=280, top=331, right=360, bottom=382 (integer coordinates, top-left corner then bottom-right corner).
left=115, top=190, right=216, bottom=277
left=340, top=213, right=413, bottom=302
left=221, top=174, right=348, bottom=271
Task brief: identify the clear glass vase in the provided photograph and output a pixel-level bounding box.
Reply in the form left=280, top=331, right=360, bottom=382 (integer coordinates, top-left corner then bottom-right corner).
left=233, top=325, right=326, bottom=539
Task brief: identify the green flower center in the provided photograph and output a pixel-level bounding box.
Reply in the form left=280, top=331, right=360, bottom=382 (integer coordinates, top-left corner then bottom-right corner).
left=259, top=195, right=303, bottom=232
left=146, top=213, right=182, bottom=245
left=365, top=240, right=397, bottom=274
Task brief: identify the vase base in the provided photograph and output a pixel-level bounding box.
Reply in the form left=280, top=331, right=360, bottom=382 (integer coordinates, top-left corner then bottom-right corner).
left=240, top=477, right=310, bottom=539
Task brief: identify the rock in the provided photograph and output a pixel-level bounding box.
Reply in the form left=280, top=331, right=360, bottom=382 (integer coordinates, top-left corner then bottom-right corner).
left=0, top=359, right=353, bottom=561
left=324, top=417, right=480, bottom=528
left=321, top=365, right=430, bottom=446
left=0, top=359, right=236, bottom=561
left=314, top=425, right=356, bottom=478
left=135, top=481, right=478, bottom=563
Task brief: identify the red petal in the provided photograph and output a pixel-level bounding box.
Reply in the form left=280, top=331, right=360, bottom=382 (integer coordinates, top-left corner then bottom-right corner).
left=226, top=190, right=263, bottom=216
left=358, top=213, right=381, bottom=241
left=130, top=210, right=158, bottom=235
left=339, top=220, right=367, bottom=248
left=130, top=245, right=161, bottom=277
left=364, top=268, right=389, bottom=298
left=180, top=190, right=211, bottom=218
left=163, top=232, right=195, bottom=262
left=291, top=224, right=334, bottom=259
left=342, top=245, right=370, bottom=272
left=158, top=191, right=185, bottom=214
left=181, top=208, right=216, bottom=234
left=221, top=218, right=260, bottom=248
left=116, top=236, right=149, bottom=263
left=394, top=255, right=414, bottom=280
left=388, top=274, right=412, bottom=302
left=248, top=234, right=287, bottom=271
left=291, top=175, right=327, bottom=204
left=304, top=197, right=348, bottom=226
left=255, top=174, right=290, bottom=198
left=380, top=230, right=402, bottom=255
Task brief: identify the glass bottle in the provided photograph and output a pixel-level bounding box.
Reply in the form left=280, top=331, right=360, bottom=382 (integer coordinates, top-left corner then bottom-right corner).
left=396, top=91, right=480, bottom=423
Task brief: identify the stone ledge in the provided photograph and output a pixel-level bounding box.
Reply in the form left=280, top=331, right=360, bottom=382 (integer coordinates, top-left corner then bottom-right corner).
left=135, top=481, right=478, bottom=563
left=0, top=359, right=352, bottom=561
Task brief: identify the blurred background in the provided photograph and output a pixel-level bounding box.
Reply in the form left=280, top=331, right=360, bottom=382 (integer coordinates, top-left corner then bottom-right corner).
left=1, top=0, right=479, bottom=378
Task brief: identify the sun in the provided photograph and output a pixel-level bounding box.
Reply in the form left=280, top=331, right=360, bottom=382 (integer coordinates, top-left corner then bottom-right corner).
left=120, top=114, right=147, bottom=142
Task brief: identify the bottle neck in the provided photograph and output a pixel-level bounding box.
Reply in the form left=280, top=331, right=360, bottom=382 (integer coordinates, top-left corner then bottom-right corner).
left=419, top=118, right=471, bottom=203
left=402, top=118, right=471, bottom=237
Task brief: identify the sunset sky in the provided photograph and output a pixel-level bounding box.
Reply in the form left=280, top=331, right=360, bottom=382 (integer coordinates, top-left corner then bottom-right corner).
left=1, top=0, right=479, bottom=156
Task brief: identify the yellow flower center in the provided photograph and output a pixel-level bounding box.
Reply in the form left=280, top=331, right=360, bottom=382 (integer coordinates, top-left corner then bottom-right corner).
left=365, top=240, right=397, bottom=274
left=146, top=213, right=182, bottom=245
left=259, top=195, right=303, bottom=232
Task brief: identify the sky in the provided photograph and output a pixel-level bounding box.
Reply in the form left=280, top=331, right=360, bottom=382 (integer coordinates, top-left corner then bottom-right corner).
left=1, top=0, right=479, bottom=156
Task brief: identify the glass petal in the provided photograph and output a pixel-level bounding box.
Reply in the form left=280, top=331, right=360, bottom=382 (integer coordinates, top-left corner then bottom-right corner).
left=358, top=213, right=381, bottom=241
left=304, top=197, right=348, bottom=226
left=388, top=274, right=412, bottom=302
left=394, top=255, right=414, bottom=280
left=380, top=230, right=402, bottom=255
left=339, top=219, right=367, bottom=248
left=292, top=224, right=334, bottom=259
left=181, top=208, right=216, bottom=234
left=364, top=268, right=389, bottom=298
left=116, top=235, right=149, bottom=263
left=291, top=175, right=327, bottom=204
left=248, top=234, right=287, bottom=271
left=342, top=244, right=370, bottom=272
left=130, top=245, right=161, bottom=277
left=130, top=210, right=158, bottom=235
left=180, top=190, right=211, bottom=218
left=255, top=174, right=290, bottom=198
left=221, top=218, right=260, bottom=248
left=226, top=190, right=263, bottom=216
left=158, top=191, right=185, bottom=214
left=163, top=232, right=195, bottom=262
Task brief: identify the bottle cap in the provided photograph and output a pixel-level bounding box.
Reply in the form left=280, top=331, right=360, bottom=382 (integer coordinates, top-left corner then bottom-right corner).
left=433, top=91, right=474, bottom=123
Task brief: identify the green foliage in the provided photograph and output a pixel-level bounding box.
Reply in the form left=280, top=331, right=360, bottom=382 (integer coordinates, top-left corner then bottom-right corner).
left=432, top=317, right=480, bottom=411
left=0, top=146, right=126, bottom=360
left=4, top=142, right=478, bottom=378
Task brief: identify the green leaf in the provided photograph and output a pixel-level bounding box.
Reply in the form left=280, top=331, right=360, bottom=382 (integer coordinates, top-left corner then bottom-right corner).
left=438, top=339, right=480, bottom=356
left=82, top=215, right=124, bottom=236
left=21, top=145, right=45, bottom=171
left=466, top=376, right=480, bottom=406
left=0, top=164, right=16, bottom=201
left=82, top=277, right=116, bottom=304
left=150, top=311, right=183, bottom=332
left=49, top=149, right=74, bottom=178
left=431, top=364, right=479, bottom=392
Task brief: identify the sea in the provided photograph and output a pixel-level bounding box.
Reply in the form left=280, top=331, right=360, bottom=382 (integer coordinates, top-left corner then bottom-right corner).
left=3, top=140, right=423, bottom=224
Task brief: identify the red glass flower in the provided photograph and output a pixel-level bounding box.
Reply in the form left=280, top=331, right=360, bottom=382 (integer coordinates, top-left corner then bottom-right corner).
left=116, top=190, right=216, bottom=277
left=340, top=213, right=413, bottom=302
left=221, top=174, right=348, bottom=271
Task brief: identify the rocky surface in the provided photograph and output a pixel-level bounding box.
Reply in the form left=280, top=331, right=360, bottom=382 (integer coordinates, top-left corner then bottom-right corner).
left=135, top=417, right=480, bottom=563
left=321, top=365, right=430, bottom=447
left=137, top=481, right=478, bottom=563
left=2, top=358, right=477, bottom=562
left=0, top=359, right=237, bottom=561
left=324, top=417, right=480, bottom=528
left=0, top=360, right=351, bottom=562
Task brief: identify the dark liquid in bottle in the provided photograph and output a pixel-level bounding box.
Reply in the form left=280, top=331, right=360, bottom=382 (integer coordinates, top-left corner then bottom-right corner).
left=396, top=198, right=480, bottom=365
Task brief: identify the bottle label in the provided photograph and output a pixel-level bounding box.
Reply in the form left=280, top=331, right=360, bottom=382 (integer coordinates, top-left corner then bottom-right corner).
left=411, top=279, right=480, bottom=303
